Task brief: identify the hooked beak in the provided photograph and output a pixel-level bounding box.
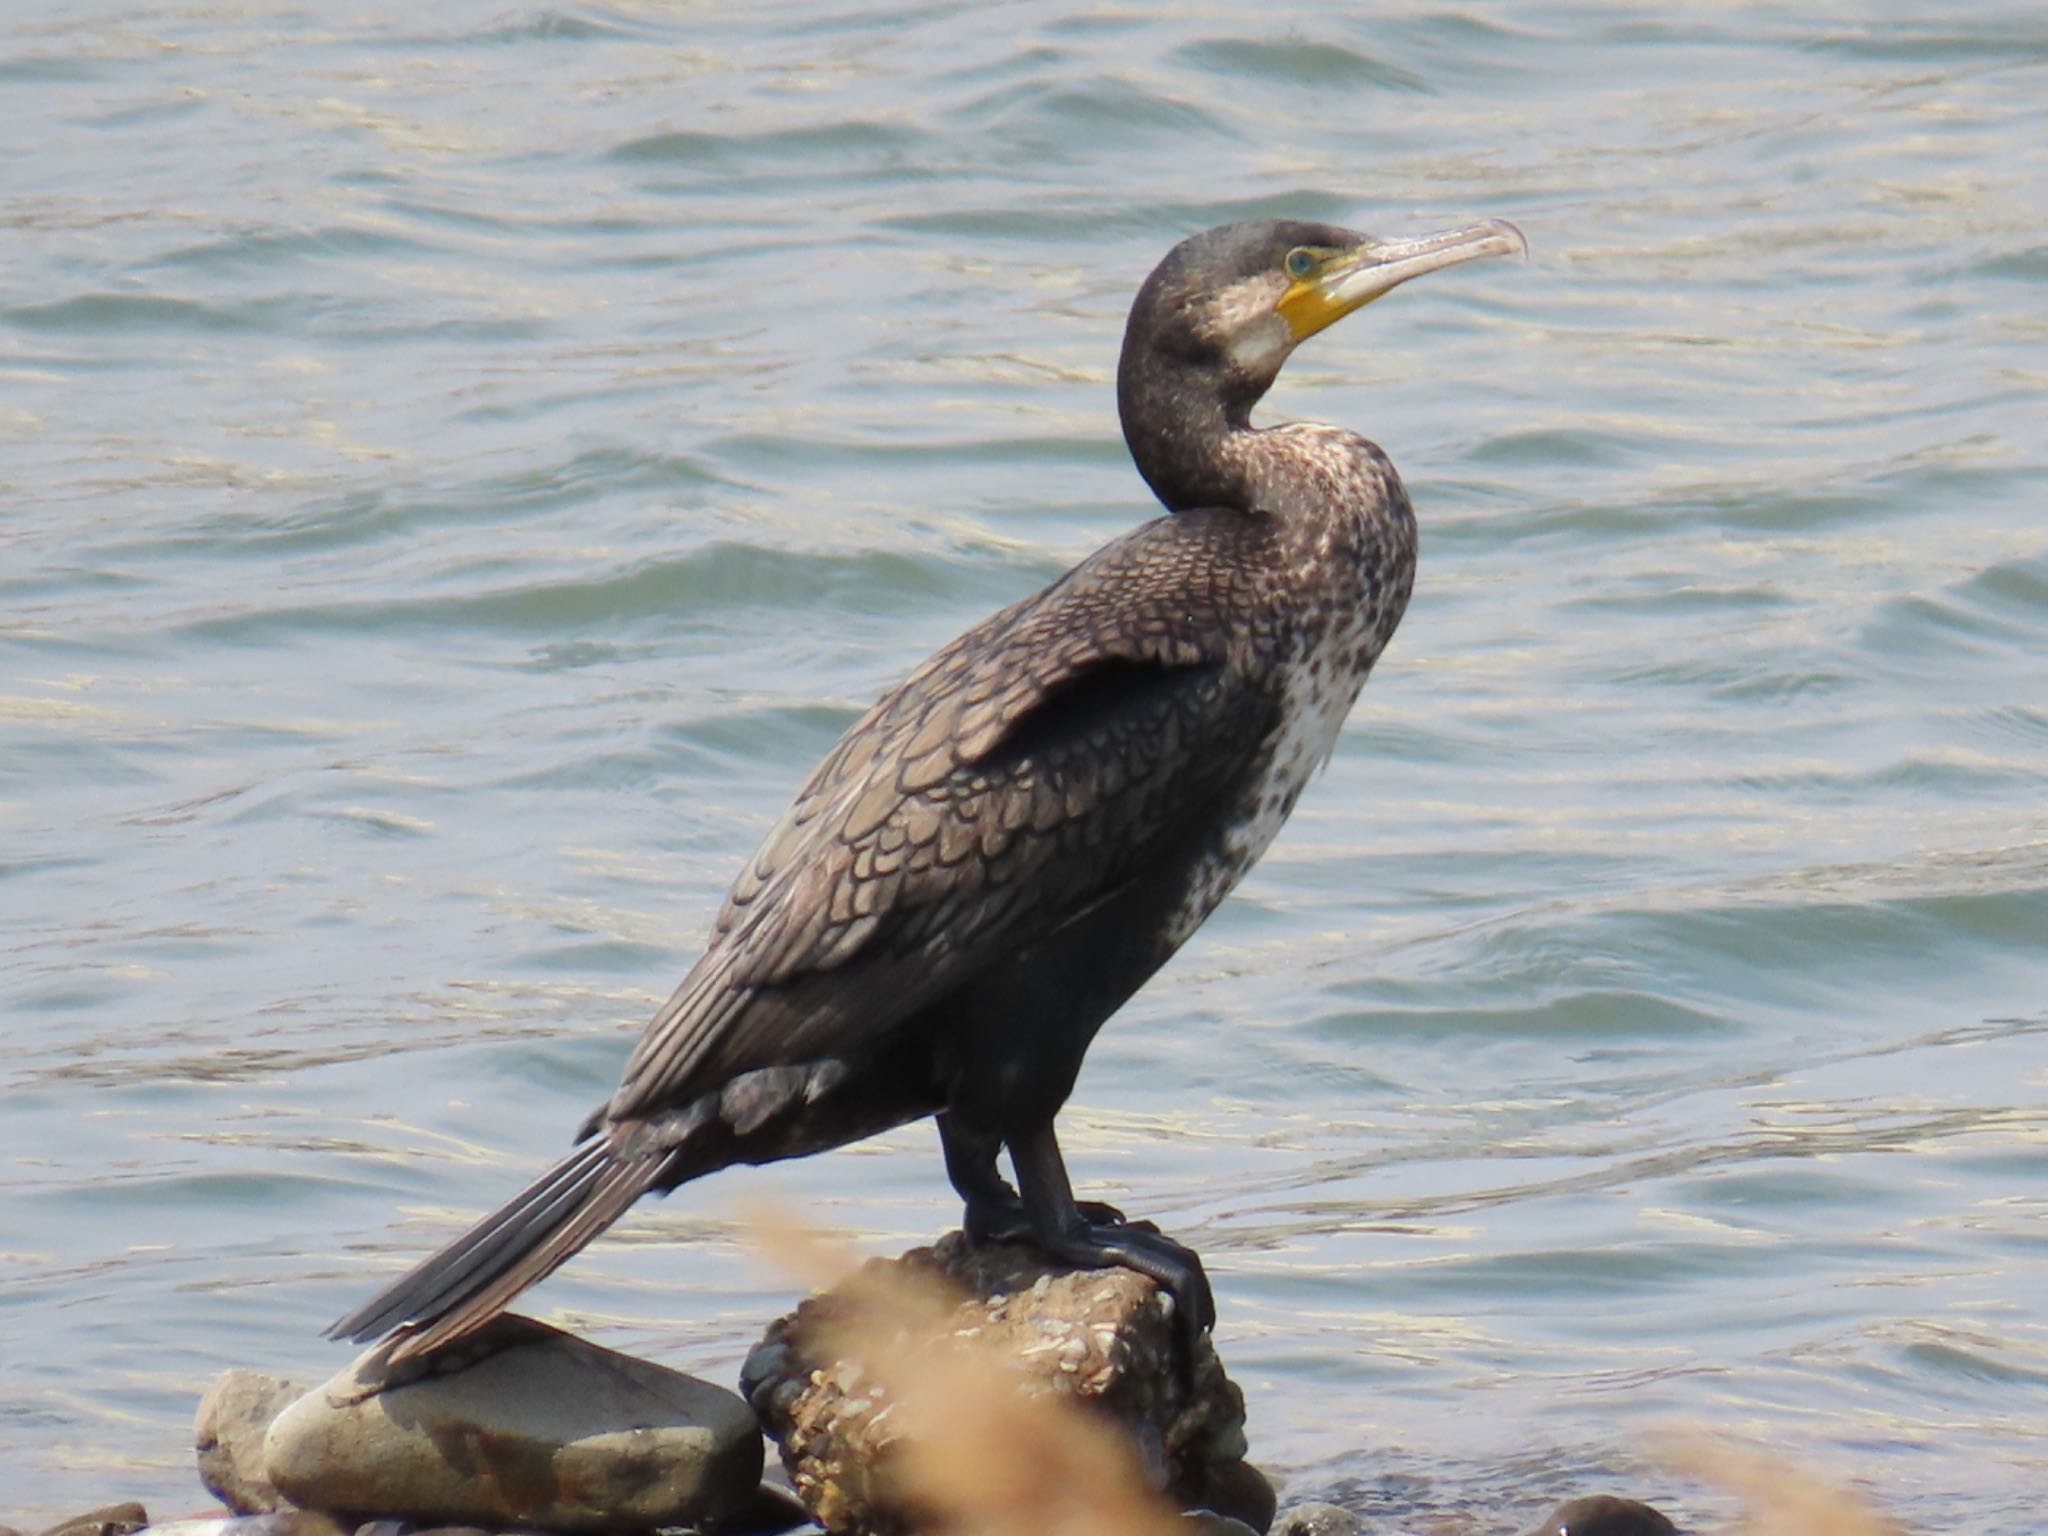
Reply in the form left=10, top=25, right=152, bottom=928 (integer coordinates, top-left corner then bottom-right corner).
left=1278, top=218, right=1528, bottom=343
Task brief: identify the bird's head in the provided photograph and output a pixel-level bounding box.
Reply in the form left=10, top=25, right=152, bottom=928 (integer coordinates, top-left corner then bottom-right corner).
left=1115, top=215, right=1526, bottom=512
left=1120, top=215, right=1527, bottom=424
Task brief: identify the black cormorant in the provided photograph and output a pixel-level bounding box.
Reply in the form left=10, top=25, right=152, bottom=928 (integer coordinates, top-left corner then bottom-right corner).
left=329, top=215, right=1527, bottom=1363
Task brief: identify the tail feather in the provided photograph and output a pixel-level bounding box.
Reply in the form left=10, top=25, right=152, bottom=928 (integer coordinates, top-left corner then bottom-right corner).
left=330, top=1139, right=609, bottom=1342
left=327, top=1137, right=672, bottom=1361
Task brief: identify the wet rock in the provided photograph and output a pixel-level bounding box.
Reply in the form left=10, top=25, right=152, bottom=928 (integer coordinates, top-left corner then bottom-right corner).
left=743, top=1232, right=1254, bottom=1536
left=35, top=1506, right=148, bottom=1536
left=263, top=1313, right=763, bottom=1534
left=1271, top=1502, right=1364, bottom=1536
left=721, top=1478, right=824, bottom=1534
left=1189, top=1458, right=1276, bottom=1532
left=197, top=1369, right=310, bottom=1514
left=1523, top=1495, right=1677, bottom=1536
left=1183, top=1517, right=1261, bottom=1536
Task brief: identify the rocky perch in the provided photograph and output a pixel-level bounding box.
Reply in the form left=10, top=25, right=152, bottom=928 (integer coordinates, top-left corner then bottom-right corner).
left=741, top=1232, right=1272, bottom=1535
left=150, top=1234, right=1696, bottom=1536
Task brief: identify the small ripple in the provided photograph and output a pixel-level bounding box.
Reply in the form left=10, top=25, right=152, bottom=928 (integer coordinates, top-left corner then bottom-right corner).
left=1799, top=22, right=2048, bottom=63
left=877, top=188, right=1357, bottom=242
left=973, top=74, right=1242, bottom=144
left=660, top=702, right=854, bottom=772
left=1317, top=989, right=1736, bottom=1043
left=1975, top=245, right=2048, bottom=281
left=1175, top=36, right=1430, bottom=93
left=4, top=292, right=260, bottom=334
left=1958, top=703, right=2048, bottom=749
left=1566, top=581, right=1799, bottom=618
left=1860, top=549, right=2048, bottom=664
left=174, top=541, right=978, bottom=645
left=1468, top=426, right=1657, bottom=468
left=313, top=805, right=434, bottom=840
left=149, top=223, right=438, bottom=274
left=454, top=9, right=663, bottom=45
left=103, top=447, right=726, bottom=561
left=612, top=119, right=927, bottom=169
left=1892, top=1327, right=2048, bottom=1390
left=0, top=54, right=106, bottom=83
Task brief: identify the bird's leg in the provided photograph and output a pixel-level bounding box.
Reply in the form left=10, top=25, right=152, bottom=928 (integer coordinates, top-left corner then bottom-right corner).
left=941, top=1113, right=1123, bottom=1243
left=1006, top=1120, right=1215, bottom=1351
left=941, top=1113, right=1026, bottom=1242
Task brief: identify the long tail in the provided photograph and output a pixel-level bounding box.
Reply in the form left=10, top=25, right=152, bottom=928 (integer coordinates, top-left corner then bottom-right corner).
left=327, top=1136, right=674, bottom=1363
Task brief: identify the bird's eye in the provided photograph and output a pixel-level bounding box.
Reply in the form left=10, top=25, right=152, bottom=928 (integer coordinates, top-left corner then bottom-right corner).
left=1284, top=247, right=1317, bottom=279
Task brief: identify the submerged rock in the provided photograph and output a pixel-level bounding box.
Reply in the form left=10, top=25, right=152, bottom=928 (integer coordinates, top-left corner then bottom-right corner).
left=1522, top=1495, right=1677, bottom=1536
left=196, top=1369, right=309, bottom=1514
left=743, top=1232, right=1259, bottom=1536
left=263, top=1313, right=762, bottom=1533
left=34, top=1506, right=148, bottom=1536
left=1271, top=1502, right=1364, bottom=1536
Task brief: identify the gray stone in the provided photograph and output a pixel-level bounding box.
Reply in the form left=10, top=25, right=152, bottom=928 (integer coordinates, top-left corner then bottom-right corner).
left=745, top=1232, right=1255, bottom=1536
left=263, top=1313, right=763, bottom=1534
left=1182, top=1517, right=1260, bottom=1536
left=1272, top=1502, right=1364, bottom=1536
left=34, top=1506, right=147, bottom=1536
left=197, top=1368, right=310, bottom=1514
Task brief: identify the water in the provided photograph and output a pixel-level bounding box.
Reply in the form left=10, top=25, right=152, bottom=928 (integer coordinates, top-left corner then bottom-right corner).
left=4, top=2, right=2045, bottom=1529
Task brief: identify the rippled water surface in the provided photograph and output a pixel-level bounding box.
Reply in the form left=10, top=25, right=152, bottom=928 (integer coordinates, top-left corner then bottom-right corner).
left=5, top=3, right=2046, bottom=1529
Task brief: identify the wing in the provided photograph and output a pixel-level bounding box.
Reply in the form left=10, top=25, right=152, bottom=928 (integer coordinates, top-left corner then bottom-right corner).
left=605, top=509, right=1285, bottom=1123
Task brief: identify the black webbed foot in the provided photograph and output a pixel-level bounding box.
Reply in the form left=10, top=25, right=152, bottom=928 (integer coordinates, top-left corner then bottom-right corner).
left=964, top=1190, right=1130, bottom=1245
left=1036, top=1212, right=1216, bottom=1339
left=1002, top=1120, right=1215, bottom=1389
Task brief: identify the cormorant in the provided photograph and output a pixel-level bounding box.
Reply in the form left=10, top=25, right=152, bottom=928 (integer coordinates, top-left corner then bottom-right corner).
left=329, top=215, right=1526, bottom=1363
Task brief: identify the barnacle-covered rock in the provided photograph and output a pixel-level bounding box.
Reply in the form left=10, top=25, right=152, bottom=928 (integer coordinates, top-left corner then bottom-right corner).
left=742, top=1233, right=1260, bottom=1535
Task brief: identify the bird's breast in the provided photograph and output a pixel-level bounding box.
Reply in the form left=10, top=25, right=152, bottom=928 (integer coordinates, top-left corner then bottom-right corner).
left=1159, top=526, right=1408, bottom=951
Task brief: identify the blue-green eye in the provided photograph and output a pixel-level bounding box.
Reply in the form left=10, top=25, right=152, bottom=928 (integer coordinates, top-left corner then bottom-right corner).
left=1284, top=247, right=1316, bottom=279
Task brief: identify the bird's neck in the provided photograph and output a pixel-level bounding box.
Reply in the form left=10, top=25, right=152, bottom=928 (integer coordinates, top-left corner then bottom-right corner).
left=1118, top=353, right=1265, bottom=513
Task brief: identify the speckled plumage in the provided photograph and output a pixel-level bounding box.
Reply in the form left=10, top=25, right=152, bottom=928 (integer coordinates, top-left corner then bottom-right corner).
left=328, top=217, right=1509, bottom=1364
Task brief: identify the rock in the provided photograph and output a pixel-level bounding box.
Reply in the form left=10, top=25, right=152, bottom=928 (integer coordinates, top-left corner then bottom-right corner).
left=744, top=1233, right=1255, bottom=1536
left=263, top=1313, right=763, bottom=1533
left=1183, top=1517, right=1261, bottom=1536
left=721, top=1478, right=825, bottom=1534
left=34, top=1506, right=147, bottom=1536
left=1272, top=1502, right=1364, bottom=1536
left=1189, top=1458, right=1276, bottom=1533
left=1522, top=1495, right=1677, bottom=1536
left=197, top=1369, right=310, bottom=1514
